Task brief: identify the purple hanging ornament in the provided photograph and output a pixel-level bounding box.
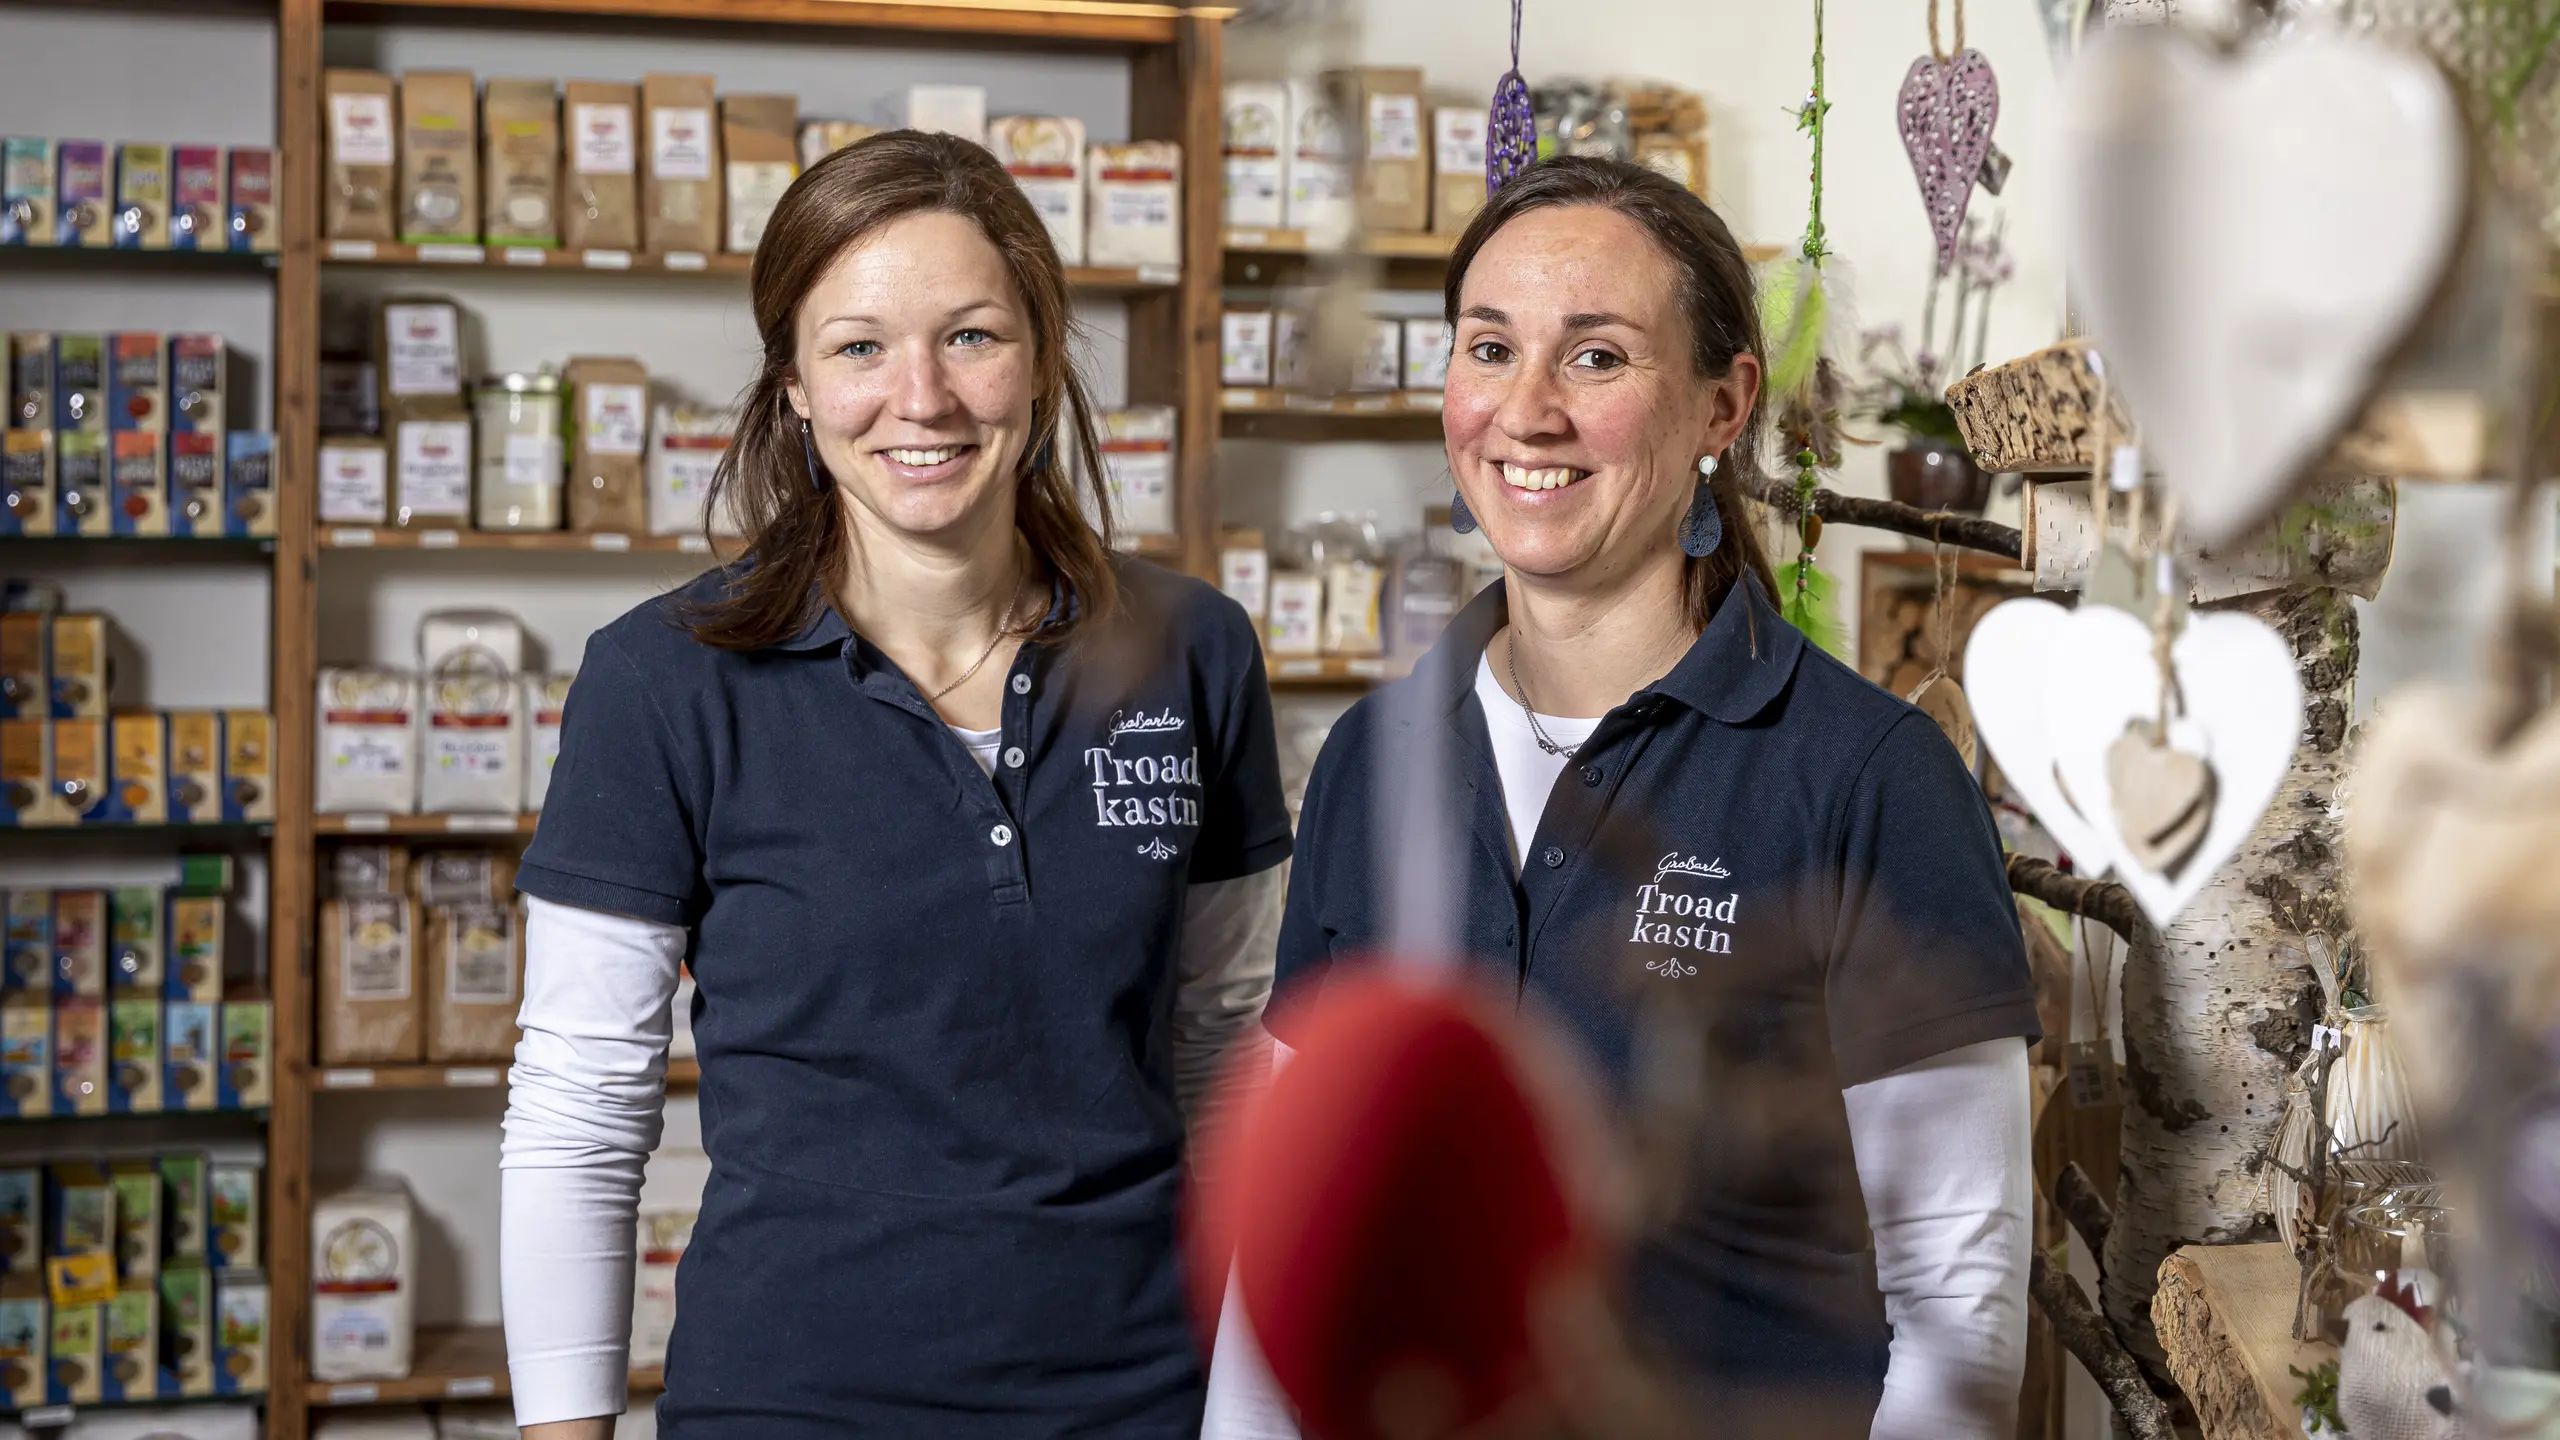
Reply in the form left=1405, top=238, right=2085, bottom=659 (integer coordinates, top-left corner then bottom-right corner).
left=1488, top=0, right=1537, bottom=192
left=1897, top=0, right=2000, bottom=274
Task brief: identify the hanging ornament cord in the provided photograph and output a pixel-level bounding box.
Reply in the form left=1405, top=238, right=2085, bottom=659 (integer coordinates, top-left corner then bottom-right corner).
left=1928, top=0, right=1966, bottom=63
left=1914, top=522, right=1957, bottom=696
left=1800, top=0, right=1832, bottom=264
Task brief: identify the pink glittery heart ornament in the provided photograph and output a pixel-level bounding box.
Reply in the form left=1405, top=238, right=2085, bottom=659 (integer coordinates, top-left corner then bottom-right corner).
left=1899, top=47, right=2000, bottom=274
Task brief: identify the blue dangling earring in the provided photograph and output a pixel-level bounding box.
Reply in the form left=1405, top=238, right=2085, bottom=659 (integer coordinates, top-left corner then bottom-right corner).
left=1449, top=491, right=1478, bottom=534
left=801, top=417, right=828, bottom=494
left=1680, top=454, right=1724, bottom=559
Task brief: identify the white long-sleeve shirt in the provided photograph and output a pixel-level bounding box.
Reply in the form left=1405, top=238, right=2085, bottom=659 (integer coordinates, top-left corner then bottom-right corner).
left=500, top=727, right=1287, bottom=1426
left=1208, top=659, right=2036, bottom=1440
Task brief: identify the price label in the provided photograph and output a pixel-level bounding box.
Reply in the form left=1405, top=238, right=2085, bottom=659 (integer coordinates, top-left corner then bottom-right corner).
left=327, top=240, right=378, bottom=261
left=445, top=814, right=522, bottom=834
left=418, top=243, right=486, bottom=265
left=419, top=529, right=461, bottom=549
left=1228, top=229, right=1269, bottom=248
left=443, top=1068, right=503, bottom=1088
left=328, top=1385, right=382, bottom=1405
left=502, top=246, right=547, bottom=266
left=679, top=535, right=712, bottom=554
left=1136, top=262, right=1180, bottom=286
left=342, top=813, right=391, bottom=833
left=662, top=251, right=708, bottom=271
left=445, top=1376, right=499, bottom=1398
left=329, top=527, right=376, bottom=547
left=588, top=532, right=631, bottom=552
left=582, top=249, right=633, bottom=270
left=321, top=1069, right=377, bottom=1089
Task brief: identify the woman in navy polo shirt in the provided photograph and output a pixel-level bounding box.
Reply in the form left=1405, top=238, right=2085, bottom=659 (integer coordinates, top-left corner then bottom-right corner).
left=1223, top=158, right=2039, bottom=1440
left=498, top=132, right=1292, bottom=1438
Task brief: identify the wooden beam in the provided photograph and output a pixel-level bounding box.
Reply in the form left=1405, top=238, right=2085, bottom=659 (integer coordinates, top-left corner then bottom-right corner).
left=1127, top=11, right=1223, bottom=582
left=1742, top=470, right=2024, bottom=561
left=323, top=0, right=1182, bottom=43
left=270, top=0, right=322, bottom=1433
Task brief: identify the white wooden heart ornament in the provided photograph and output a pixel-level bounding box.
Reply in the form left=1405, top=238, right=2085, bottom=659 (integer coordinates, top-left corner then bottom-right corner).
left=1963, top=598, right=2120, bottom=873
left=2060, top=25, right=2466, bottom=549
left=2048, top=604, right=2301, bottom=927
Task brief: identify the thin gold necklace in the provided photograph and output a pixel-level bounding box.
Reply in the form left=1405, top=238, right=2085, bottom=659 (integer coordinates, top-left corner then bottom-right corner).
left=1504, top=622, right=1694, bottom=755
left=926, top=584, right=1026, bottom=705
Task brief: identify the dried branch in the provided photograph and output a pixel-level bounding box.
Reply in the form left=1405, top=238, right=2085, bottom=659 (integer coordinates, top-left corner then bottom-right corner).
left=2032, top=1249, right=2180, bottom=1440
left=2007, top=854, right=2150, bottom=947
left=1740, top=469, right=2025, bottom=560
left=2055, top=1161, right=2116, bottom=1261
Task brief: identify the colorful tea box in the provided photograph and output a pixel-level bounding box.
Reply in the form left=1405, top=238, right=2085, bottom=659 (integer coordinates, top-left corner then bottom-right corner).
left=54, top=142, right=108, bottom=247
left=0, top=998, right=45, bottom=1118
left=0, top=720, right=48, bottom=826
left=0, top=614, right=37, bottom=720
left=166, top=712, right=220, bottom=823
left=110, top=1161, right=158, bottom=1282
left=224, top=431, right=273, bottom=538
left=47, top=1163, right=111, bottom=1259
left=108, top=998, right=160, bottom=1114
left=108, top=886, right=161, bottom=991
left=169, top=334, right=224, bottom=435
left=160, top=1155, right=206, bottom=1264
left=0, top=431, right=52, bottom=538
left=101, top=715, right=165, bottom=824
left=52, top=717, right=107, bottom=824
left=170, top=145, right=224, bottom=251
left=165, top=895, right=221, bottom=1004
left=0, top=1170, right=36, bottom=1273
left=219, top=711, right=272, bottom=822
left=110, top=431, right=166, bottom=536
left=211, top=1268, right=263, bottom=1395
left=163, top=1001, right=216, bottom=1112
left=45, top=1301, right=97, bottom=1404
left=0, top=1277, right=44, bottom=1408
left=107, top=332, right=164, bottom=433
left=101, top=1283, right=157, bottom=1401
left=49, top=613, right=105, bottom=719
left=51, top=333, right=102, bottom=433
left=51, top=997, right=104, bottom=1116
left=161, top=1264, right=210, bottom=1396
left=54, top=433, right=105, bottom=538
left=0, top=138, right=52, bottom=246
left=111, top=143, right=170, bottom=249
left=50, top=889, right=102, bottom=996
left=227, top=147, right=276, bottom=253
left=207, top=1163, right=257, bottom=1268
left=218, top=1000, right=269, bottom=1108
left=1, top=895, right=45, bottom=990
left=169, top=433, right=223, bottom=537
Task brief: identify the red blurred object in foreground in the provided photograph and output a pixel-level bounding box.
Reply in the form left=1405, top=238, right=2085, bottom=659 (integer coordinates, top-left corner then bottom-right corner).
left=1195, top=972, right=1599, bottom=1440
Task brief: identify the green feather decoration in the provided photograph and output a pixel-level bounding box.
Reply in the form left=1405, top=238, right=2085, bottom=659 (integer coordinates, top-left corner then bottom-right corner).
left=1780, top=554, right=1848, bottom=660
left=1758, top=255, right=1829, bottom=412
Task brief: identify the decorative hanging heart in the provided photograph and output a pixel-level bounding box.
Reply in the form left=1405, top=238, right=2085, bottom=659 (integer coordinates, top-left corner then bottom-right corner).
left=2047, top=604, right=2300, bottom=927
left=2060, top=26, right=2466, bottom=548
left=1964, top=597, right=2120, bottom=873
left=2104, top=725, right=2216, bottom=877
left=1898, top=48, right=2000, bottom=275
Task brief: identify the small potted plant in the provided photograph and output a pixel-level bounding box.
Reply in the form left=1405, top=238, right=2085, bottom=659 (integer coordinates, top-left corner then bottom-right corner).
left=1855, top=218, right=2014, bottom=514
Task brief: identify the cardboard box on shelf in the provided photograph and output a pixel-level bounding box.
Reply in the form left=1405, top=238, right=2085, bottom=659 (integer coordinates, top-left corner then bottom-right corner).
left=225, top=432, right=275, bottom=538
left=220, top=711, right=273, bottom=823
left=1086, top=142, right=1180, bottom=270
left=2, top=895, right=44, bottom=990
left=1222, top=83, right=1288, bottom=229
left=57, top=434, right=104, bottom=536
left=168, top=433, right=222, bottom=538
left=218, top=1002, right=269, bottom=1109
left=483, top=78, right=559, bottom=247
left=721, top=95, right=798, bottom=255
left=988, top=116, right=1084, bottom=265
left=1219, top=530, right=1269, bottom=624
left=0, top=719, right=44, bottom=827
left=319, top=438, right=389, bottom=527
left=320, top=897, right=419, bottom=1066
left=906, top=85, right=987, bottom=145
left=110, top=432, right=166, bottom=537
left=641, top=73, right=720, bottom=255
left=52, top=889, right=103, bottom=996
left=107, top=886, right=158, bottom=992
left=171, top=145, right=224, bottom=252
left=107, top=997, right=159, bottom=1114
left=212, top=1268, right=263, bottom=1394
left=393, top=417, right=471, bottom=530
left=326, top=69, right=398, bottom=241
left=48, top=613, right=104, bottom=719
left=1267, top=572, right=1323, bottom=655
left=398, top=70, right=479, bottom=244
left=0, top=1172, right=33, bottom=1273
left=310, top=1180, right=414, bottom=1382
left=106, top=333, right=164, bottom=434
left=52, top=333, right=102, bottom=434
left=1, top=138, right=53, bottom=246
left=564, top=357, right=647, bottom=532
left=109, top=1161, right=158, bottom=1284
left=169, top=334, right=224, bottom=436
left=161, top=1155, right=207, bottom=1266
left=207, top=1164, right=258, bottom=1271
left=0, top=1276, right=39, bottom=1408
left=1434, top=106, right=1488, bottom=234
left=427, top=902, right=521, bottom=1062
left=166, top=896, right=222, bottom=1006
left=51, top=717, right=106, bottom=825
left=104, top=713, right=166, bottom=824
left=47, top=1300, right=98, bottom=1404
left=1097, top=406, right=1176, bottom=538
left=0, top=997, right=45, bottom=1117
left=412, top=851, right=515, bottom=910
left=0, top=614, right=41, bottom=720
left=1220, top=308, right=1273, bottom=388
left=161, top=1264, right=211, bottom=1396
left=111, top=143, right=171, bottom=250
left=1284, top=79, right=1352, bottom=247
left=0, top=431, right=50, bottom=539
left=55, top=142, right=109, bottom=248
left=165, top=713, right=220, bottom=825
left=51, top=997, right=104, bottom=1115
left=564, top=80, right=639, bottom=251
left=1326, top=68, right=1426, bottom=234
left=164, top=1001, right=216, bottom=1112
left=227, top=146, right=277, bottom=253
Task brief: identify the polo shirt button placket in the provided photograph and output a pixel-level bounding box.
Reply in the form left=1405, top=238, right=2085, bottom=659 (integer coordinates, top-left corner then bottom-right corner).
left=1540, top=845, right=1565, bottom=870
left=1003, top=747, right=1025, bottom=769
left=1011, top=674, right=1031, bottom=695
left=1579, top=764, right=1603, bottom=788
left=991, top=823, right=1014, bottom=847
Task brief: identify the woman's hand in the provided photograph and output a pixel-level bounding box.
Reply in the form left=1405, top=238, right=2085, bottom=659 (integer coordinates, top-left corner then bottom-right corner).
left=521, top=1419, right=617, bottom=1440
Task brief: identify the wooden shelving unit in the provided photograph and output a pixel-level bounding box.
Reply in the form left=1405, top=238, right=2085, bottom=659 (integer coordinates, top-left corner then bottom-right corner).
left=262, top=4, right=1230, bottom=1437
left=1265, top=655, right=1407, bottom=689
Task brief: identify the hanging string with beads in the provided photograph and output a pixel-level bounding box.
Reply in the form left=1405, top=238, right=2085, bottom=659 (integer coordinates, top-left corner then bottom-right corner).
left=1798, top=0, right=1832, bottom=263
left=1487, top=0, right=1537, bottom=191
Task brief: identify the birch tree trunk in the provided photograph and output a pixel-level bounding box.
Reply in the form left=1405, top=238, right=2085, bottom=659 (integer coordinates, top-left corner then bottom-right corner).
left=2099, top=586, right=2351, bottom=1372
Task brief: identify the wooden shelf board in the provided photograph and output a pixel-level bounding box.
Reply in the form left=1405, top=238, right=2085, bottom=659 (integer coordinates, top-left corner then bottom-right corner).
left=316, top=1057, right=698, bottom=1092
left=0, top=822, right=273, bottom=839
left=307, top=1322, right=669, bottom=1407
left=1220, top=388, right=1444, bottom=442
left=316, top=813, right=538, bottom=836
left=320, top=525, right=730, bottom=555
left=0, top=241, right=277, bottom=271
left=0, top=535, right=273, bottom=552
left=321, top=0, right=1183, bottom=42
left=1267, top=655, right=1402, bottom=689
left=1225, top=230, right=1787, bottom=267
left=321, top=240, right=1172, bottom=292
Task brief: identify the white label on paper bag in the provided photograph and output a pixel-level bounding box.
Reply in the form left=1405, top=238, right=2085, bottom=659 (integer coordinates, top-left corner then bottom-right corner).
left=725, top=162, right=797, bottom=252
left=319, top=447, right=387, bottom=523
left=1437, top=110, right=1488, bottom=174
left=429, top=723, right=512, bottom=779
left=340, top=899, right=410, bottom=1001
left=586, top=384, right=647, bottom=455
left=396, top=420, right=472, bottom=516
left=651, top=107, right=714, bottom=182
left=324, top=726, right=408, bottom=779
left=383, top=304, right=461, bottom=398
left=447, top=912, right=515, bottom=1004
left=331, top=94, right=395, bottom=166
left=1367, top=95, right=1422, bottom=160
left=504, top=433, right=563, bottom=489
left=1103, top=449, right=1174, bottom=535
left=1105, top=185, right=1174, bottom=231
left=572, top=103, right=636, bottom=175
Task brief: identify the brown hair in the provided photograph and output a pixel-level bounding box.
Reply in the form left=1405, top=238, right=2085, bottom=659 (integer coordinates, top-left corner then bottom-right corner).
left=1443, top=156, right=1780, bottom=633
left=685, top=130, right=1116, bottom=650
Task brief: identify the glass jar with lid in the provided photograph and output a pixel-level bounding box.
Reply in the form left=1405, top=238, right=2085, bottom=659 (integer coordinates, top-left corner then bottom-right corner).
left=473, top=369, right=564, bottom=531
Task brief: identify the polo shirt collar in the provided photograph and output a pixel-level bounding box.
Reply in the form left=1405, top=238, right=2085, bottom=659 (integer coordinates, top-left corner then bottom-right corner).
left=768, top=573, right=1073, bottom=653
left=1418, top=570, right=1802, bottom=726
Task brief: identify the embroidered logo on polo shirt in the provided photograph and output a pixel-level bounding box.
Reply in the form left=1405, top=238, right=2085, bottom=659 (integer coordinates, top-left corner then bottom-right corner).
left=1628, top=851, right=1739, bottom=972
left=1107, top=708, right=1185, bottom=742
left=1137, top=837, right=1179, bottom=860
left=1084, top=744, right=1203, bottom=829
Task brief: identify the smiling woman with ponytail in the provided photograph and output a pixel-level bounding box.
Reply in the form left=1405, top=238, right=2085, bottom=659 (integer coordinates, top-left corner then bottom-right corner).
left=499, top=130, right=1292, bottom=1440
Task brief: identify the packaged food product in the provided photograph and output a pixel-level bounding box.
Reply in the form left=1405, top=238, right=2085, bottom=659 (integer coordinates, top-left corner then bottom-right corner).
left=482, top=78, right=558, bottom=247
left=525, top=675, right=573, bottom=811
left=320, top=438, right=390, bottom=526
left=58, top=432, right=104, bottom=535
left=168, top=433, right=222, bottom=538
left=52, top=333, right=102, bottom=433
left=0, top=720, right=48, bottom=827
left=797, top=120, right=878, bottom=170
left=171, top=144, right=225, bottom=251
left=0, top=1275, right=39, bottom=1407
left=47, top=614, right=104, bottom=719
left=227, top=145, right=277, bottom=253
left=208, top=1164, right=258, bottom=1270
left=319, top=897, right=419, bottom=1065
left=55, top=142, right=110, bottom=247
left=218, top=1001, right=269, bottom=1108
left=1097, top=406, right=1176, bottom=538
left=1327, top=68, right=1426, bottom=233
left=51, top=889, right=103, bottom=996
left=165, top=714, right=220, bottom=824
left=107, top=998, right=159, bottom=1114
left=411, top=851, right=516, bottom=908
left=1433, top=107, right=1488, bottom=234
left=0, top=614, right=41, bottom=718
left=324, top=70, right=398, bottom=242
left=905, top=85, right=987, bottom=144
left=110, top=1161, right=159, bottom=1282
left=376, top=298, right=465, bottom=419
left=473, top=371, right=563, bottom=530
left=213, top=1268, right=264, bottom=1393
left=111, top=143, right=171, bottom=250
left=1220, top=307, right=1272, bottom=388
left=398, top=70, right=479, bottom=244
left=107, top=331, right=163, bottom=435
left=721, top=95, right=798, bottom=255
left=1219, top=530, right=1270, bottom=624
left=48, top=1301, right=99, bottom=1403
left=1, top=138, right=53, bottom=246
left=108, top=887, right=159, bottom=991
left=220, top=711, right=273, bottom=823
left=51, top=997, right=104, bottom=1115
left=647, top=405, right=732, bottom=536
left=1085, top=142, right=1180, bottom=270
left=420, top=612, right=523, bottom=813
left=101, top=1282, right=158, bottom=1401
left=1284, top=79, right=1352, bottom=246
left=317, top=668, right=418, bottom=815
left=318, top=357, right=381, bottom=436
left=0, top=997, right=43, bottom=1117
left=224, top=432, right=275, bottom=538
left=166, top=334, right=224, bottom=435
left=640, top=74, right=719, bottom=255
left=563, top=81, right=639, bottom=251
left=110, top=432, right=166, bottom=536
left=101, top=713, right=165, bottom=823
left=564, top=357, right=647, bottom=532
left=394, top=418, right=472, bottom=530
left=310, top=1179, right=415, bottom=1382
left=3, top=894, right=46, bottom=990
left=0, top=1170, right=35, bottom=1272
left=163, top=1001, right=216, bottom=1111
left=334, top=844, right=412, bottom=901
left=1402, top=318, right=1453, bottom=392
left=53, top=717, right=106, bottom=824
left=1221, top=84, right=1287, bottom=230
left=1267, top=572, right=1323, bottom=655
left=427, top=902, right=521, bottom=1062
left=1353, top=317, right=1402, bottom=392
left=0, top=431, right=51, bottom=539
left=161, top=1263, right=213, bottom=1395
left=988, top=116, right=1083, bottom=265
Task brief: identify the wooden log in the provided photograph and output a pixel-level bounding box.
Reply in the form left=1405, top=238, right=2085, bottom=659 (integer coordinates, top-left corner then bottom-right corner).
left=1946, top=341, right=2136, bottom=475
left=2031, top=1250, right=2180, bottom=1440
left=2020, top=477, right=2397, bottom=602
left=2008, top=855, right=2151, bottom=949
left=2153, top=1244, right=2339, bottom=1440
left=1741, top=472, right=2024, bottom=561
left=2056, top=1160, right=2116, bottom=1260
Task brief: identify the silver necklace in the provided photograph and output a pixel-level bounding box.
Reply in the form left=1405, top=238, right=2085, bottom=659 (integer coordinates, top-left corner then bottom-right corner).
left=1505, top=633, right=1578, bottom=758
left=926, top=585, right=1025, bottom=705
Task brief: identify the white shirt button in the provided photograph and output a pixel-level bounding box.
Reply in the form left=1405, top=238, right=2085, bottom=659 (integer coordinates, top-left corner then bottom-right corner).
left=1003, top=747, right=1025, bottom=769
left=990, top=824, right=1015, bottom=847
left=1010, top=674, right=1031, bottom=695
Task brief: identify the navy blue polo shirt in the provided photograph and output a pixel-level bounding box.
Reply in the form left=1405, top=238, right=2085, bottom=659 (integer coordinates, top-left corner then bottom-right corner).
left=520, top=557, right=1291, bottom=1438
left=1275, top=573, right=2037, bottom=1423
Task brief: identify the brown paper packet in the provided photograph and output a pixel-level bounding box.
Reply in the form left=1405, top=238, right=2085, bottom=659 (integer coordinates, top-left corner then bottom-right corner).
left=317, top=897, right=421, bottom=1065
left=409, top=851, right=519, bottom=909
left=323, top=70, right=396, bottom=242
left=427, top=903, right=523, bottom=1062
left=563, top=81, right=639, bottom=251
left=719, top=95, right=797, bottom=255
left=564, top=356, right=649, bottom=532
left=641, top=74, right=719, bottom=254
left=482, top=79, right=559, bottom=247
left=398, top=71, right=479, bottom=244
